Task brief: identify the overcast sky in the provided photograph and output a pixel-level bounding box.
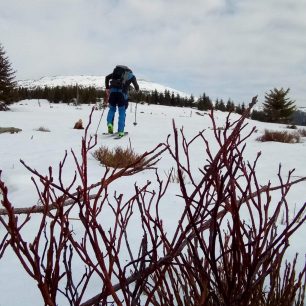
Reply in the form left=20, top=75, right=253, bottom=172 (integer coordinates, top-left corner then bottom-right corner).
left=1, top=0, right=306, bottom=106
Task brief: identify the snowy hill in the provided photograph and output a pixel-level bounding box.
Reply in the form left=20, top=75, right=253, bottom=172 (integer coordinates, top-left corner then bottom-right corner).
left=17, top=75, right=191, bottom=98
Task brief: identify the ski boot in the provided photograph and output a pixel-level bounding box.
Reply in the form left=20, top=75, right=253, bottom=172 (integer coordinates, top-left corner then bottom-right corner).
left=118, top=131, right=125, bottom=138
left=107, top=123, right=113, bottom=134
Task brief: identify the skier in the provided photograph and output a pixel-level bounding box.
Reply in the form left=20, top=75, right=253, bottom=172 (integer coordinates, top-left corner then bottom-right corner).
left=105, top=65, right=139, bottom=137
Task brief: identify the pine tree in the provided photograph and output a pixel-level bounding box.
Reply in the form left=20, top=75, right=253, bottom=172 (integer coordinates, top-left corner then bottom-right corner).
left=263, top=88, right=296, bottom=123
left=170, top=92, right=175, bottom=106
left=198, top=93, right=213, bottom=111
left=226, top=99, right=235, bottom=112
left=218, top=99, right=226, bottom=112
left=0, top=43, right=16, bottom=103
left=235, top=104, right=242, bottom=115
left=215, top=98, right=220, bottom=110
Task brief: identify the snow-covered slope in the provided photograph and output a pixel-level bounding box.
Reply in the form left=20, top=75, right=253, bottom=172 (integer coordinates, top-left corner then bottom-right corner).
left=17, top=75, right=191, bottom=98
left=0, top=100, right=305, bottom=305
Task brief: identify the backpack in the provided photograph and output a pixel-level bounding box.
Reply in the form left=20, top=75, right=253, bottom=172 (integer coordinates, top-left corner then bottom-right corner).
left=110, top=65, right=132, bottom=89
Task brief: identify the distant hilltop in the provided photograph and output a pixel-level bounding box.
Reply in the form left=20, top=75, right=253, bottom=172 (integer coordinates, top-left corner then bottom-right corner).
left=17, top=75, right=191, bottom=98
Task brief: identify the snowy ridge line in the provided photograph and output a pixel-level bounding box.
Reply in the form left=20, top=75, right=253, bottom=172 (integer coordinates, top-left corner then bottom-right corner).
left=17, top=75, right=191, bottom=98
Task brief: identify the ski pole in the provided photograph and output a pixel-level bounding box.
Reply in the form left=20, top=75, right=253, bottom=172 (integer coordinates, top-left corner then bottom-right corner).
left=95, top=106, right=106, bottom=135
left=133, top=102, right=138, bottom=126
left=95, top=90, right=109, bottom=135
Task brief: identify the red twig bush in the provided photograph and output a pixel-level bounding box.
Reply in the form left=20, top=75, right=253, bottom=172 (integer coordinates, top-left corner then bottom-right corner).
left=0, top=101, right=305, bottom=306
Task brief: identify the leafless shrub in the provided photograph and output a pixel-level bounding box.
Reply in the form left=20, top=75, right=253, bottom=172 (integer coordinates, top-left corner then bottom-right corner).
left=165, top=167, right=186, bottom=183
left=257, top=129, right=301, bottom=143
left=280, top=204, right=306, bottom=225
left=144, top=101, right=306, bottom=306
left=93, top=145, right=146, bottom=168
left=298, top=128, right=306, bottom=137
left=35, top=126, right=51, bottom=132
left=0, top=102, right=305, bottom=306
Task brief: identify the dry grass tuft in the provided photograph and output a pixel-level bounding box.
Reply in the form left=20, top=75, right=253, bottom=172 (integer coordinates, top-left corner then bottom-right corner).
left=35, top=126, right=50, bottom=132
left=257, top=129, right=301, bottom=143
left=165, top=167, right=186, bottom=184
left=0, top=127, right=22, bottom=134
left=298, top=128, right=306, bottom=137
left=93, top=145, right=145, bottom=168
left=73, top=119, right=84, bottom=129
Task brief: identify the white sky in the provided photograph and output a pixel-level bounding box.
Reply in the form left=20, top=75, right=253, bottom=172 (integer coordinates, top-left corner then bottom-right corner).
left=1, top=0, right=306, bottom=106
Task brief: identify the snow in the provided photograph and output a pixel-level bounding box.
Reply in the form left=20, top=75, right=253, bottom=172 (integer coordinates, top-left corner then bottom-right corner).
left=0, top=99, right=305, bottom=305
left=17, top=75, right=191, bottom=98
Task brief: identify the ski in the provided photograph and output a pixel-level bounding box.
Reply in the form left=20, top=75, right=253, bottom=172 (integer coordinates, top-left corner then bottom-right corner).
left=102, top=132, right=114, bottom=135
left=114, top=132, right=129, bottom=139
left=101, top=132, right=129, bottom=138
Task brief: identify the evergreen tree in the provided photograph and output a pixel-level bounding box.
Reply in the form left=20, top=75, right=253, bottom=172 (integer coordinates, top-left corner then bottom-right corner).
left=218, top=99, right=226, bottom=112
left=187, top=94, right=195, bottom=107
left=263, top=88, right=296, bottom=123
left=0, top=43, right=16, bottom=103
left=175, top=93, right=181, bottom=106
left=205, top=95, right=213, bottom=110
left=170, top=92, right=175, bottom=106
left=235, top=103, right=246, bottom=115
left=215, top=98, right=220, bottom=110
left=251, top=110, right=266, bottom=122
left=291, top=110, right=306, bottom=126
left=198, top=93, right=213, bottom=111
left=226, top=99, right=235, bottom=112
left=235, top=104, right=242, bottom=115
left=241, top=102, right=246, bottom=115
left=152, top=89, right=159, bottom=104
left=159, top=92, right=164, bottom=104
left=164, top=89, right=171, bottom=105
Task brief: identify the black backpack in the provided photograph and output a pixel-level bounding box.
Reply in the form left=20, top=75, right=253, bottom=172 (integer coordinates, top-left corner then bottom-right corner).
left=110, top=65, right=131, bottom=89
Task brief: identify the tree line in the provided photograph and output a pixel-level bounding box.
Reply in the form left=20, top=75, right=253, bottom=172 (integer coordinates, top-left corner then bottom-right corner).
left=14, top=86, right=197, bottom=107
left=14, top=84, right=250, bottom=114
left=1, top=42, right=305, bottom=125
left=14, top=85, right=254, bottom=115
left=10, top=85, right=306, bottom=126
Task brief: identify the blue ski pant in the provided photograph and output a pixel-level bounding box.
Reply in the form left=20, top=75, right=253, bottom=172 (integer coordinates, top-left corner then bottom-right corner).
left=107, top=92, right=127, bottom=133
left=107, top=105, right=126, bottom=132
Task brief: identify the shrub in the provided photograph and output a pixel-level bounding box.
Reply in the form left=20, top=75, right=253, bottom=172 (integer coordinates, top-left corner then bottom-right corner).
left=0, top=101, right=10, bottom=111
left=73, top=119, right=84, bottom=129
left=286, top=124, right=297, bottom=129
left=93, top=145, right=145, bottom=168
left=0, top=127, right=22, bottom=134
left=165, top=167, right=186, bottom=183
left=35, top=126, right=50, bottom=132
left=298, top=128, right=306, bottom=137
left=257, top=129, right=301, bottom=143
